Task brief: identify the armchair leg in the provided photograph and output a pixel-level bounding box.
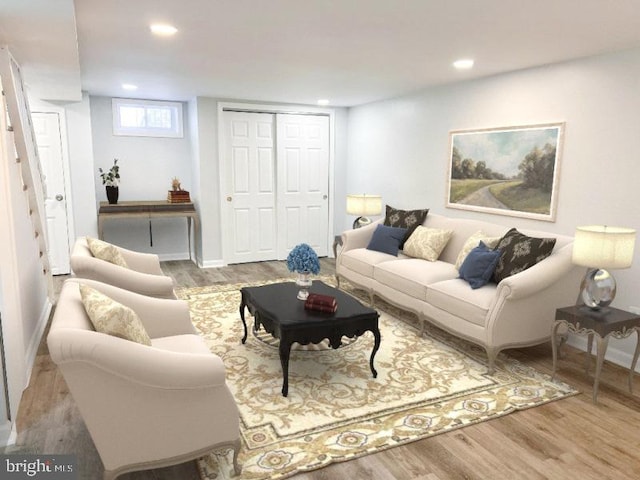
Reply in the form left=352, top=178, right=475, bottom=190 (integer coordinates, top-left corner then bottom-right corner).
left=231, top=439, right=242, bottom=476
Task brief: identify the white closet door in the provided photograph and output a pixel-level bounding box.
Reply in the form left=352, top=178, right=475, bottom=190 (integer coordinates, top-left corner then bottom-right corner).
left=222, top=112, right=277, bottom=263
left=276, top=114, right=330, bottom=259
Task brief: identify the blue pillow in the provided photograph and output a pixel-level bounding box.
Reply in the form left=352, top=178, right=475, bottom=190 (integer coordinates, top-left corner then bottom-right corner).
left=366, top=224, right=408, bottom=256
left=459, top=241, right=502, bottom=289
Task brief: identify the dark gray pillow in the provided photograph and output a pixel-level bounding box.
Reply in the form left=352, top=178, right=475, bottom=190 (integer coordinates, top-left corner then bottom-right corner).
left=492, top=228, right=556, bottom=283
left=383, top=205, right=429, bottom=249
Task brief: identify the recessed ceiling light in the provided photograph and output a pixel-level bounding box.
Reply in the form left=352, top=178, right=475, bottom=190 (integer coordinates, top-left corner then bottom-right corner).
left=122, top=83, right=138, bottom=91
left=317, top=99, right=330, bottom=106
left=453, top=59, right=474, bottom=70
left=150, top=23, right=178, bottom=36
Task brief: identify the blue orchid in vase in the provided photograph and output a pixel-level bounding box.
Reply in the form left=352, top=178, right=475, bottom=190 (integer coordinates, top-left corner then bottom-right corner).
left=286, top=243, right=321, bottom=274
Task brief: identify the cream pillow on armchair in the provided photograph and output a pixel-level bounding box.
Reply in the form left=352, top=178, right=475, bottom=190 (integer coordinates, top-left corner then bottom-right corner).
left=403, top=226, right=453, bottom=261
left=86, top=237, right=129, bottom=268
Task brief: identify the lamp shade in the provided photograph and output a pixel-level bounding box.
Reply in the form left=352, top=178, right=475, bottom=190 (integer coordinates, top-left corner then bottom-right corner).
left=572, top=225, right=636, bottom=269
left=346, top=194, right=382, bottom=216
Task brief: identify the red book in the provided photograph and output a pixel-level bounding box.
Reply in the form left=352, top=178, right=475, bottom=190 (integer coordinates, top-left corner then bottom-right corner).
left=304, top=302, right=337, bottom=313
left=305, top=293, right=337, bottom=307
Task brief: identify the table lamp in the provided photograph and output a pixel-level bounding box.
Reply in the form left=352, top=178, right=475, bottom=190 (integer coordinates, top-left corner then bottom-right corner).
left=346, top=194, right=382, bottom=229
left=572, top=225, right=636, bottom=310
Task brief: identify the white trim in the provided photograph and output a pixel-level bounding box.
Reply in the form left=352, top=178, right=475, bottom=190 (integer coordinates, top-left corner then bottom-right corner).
left=24, top=299, right=52, bottom=387
left=157, top=252, right=193, bottom=262
left=201, top=259, right=224, bottom=269
left=112, top=98, right=184, bottom=138
left=217, top=102, right=336, bottom=266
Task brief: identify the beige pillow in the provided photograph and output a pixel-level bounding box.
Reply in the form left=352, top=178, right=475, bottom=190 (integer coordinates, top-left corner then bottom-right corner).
left=454, top=231, right=501, bottom=270
left=403, top=226, right=454, bottom=262
left=86, top=237, right=128, bottom=268
left=79, top=284, right=151, bottom=346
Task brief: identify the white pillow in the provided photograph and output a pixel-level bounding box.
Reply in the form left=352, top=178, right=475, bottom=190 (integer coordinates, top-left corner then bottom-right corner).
left=403, top=226, right=454, bottom=262
left=454, top=230, right=501, bottom=270
left=86, top=237, right=128, bottom=268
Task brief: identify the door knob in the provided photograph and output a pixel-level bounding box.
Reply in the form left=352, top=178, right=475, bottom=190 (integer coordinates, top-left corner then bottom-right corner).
left=226, top=196, right=232, bottom=202
left=323, top=195, right=328, bottom=200
left=55, top=194, right=64, bottom=201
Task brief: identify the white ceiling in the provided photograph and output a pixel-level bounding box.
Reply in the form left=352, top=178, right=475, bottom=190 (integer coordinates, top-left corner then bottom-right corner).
left=2, top=0, right=640, bottom=106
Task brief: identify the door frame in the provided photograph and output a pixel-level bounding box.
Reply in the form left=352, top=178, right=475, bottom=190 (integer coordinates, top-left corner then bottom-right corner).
left=217, top=102, right=335, bottom=266
left=30, top=104, right=75, bottom=273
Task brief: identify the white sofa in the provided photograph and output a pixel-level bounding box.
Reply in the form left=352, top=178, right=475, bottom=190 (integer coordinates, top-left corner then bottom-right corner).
left=336, top=213, right=583, bottom=372
left=48, top=278, right=241, bottom=479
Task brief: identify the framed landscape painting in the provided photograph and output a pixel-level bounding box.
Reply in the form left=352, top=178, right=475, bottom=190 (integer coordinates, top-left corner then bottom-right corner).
left=446, top=123, right=564, bottom=222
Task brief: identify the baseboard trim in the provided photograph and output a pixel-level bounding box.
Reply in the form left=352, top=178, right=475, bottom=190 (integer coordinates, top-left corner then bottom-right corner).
left=157, top=252, right=192, bottom=261
left=24, top=298, right=52, bottom=387
left=567, top=335, right=640, bottom=373
left=200, top=259, right=224, bottom=268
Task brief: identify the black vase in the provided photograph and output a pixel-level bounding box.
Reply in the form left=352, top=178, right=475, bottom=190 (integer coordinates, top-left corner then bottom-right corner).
left=106, top=186, right=119, bottom=204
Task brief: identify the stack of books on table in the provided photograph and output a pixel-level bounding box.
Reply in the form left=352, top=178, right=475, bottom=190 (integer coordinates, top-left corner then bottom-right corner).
left=304, top=293, right=337, bottom=313
left=167, top=190, right=191, bottom=203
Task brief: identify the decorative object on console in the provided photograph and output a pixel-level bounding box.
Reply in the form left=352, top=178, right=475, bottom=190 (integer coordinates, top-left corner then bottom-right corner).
left=402, top=225, right=454, bottom=262
left=492, top=227, right=556, bottom=283
left=346, top=194, right=382, bottom=229
left=572, top=225, right=636, bottom=310
left=366, top=224, right=407, bottom=256
left=286, top=243, right=321, bottom=300
left=99, top=158, right=120, bottom=204
left=167, top=176, right=191, bottom=203
left=383, top=205, right=429, bottom=248
left=447, top=123, right=564, bottom=222
left=458, top=242, right=502, bottom=289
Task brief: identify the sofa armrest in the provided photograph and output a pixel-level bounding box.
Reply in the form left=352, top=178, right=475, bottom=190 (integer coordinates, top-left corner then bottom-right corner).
left=340, top=219, right=382, bottom=253
left=495, top=244, right=580, bottom=301
left=66, top=279, right=194, bottom=337
left=48, top=328, right=226, bottom=389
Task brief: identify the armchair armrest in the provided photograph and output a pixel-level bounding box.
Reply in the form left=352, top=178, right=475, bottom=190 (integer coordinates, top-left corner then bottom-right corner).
left=48, top=329, right=226, bottom=389
left=66, top=278, right=194, bottom=337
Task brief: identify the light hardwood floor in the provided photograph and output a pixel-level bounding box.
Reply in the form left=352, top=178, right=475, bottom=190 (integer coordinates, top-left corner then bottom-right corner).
left=12, top=259, right=640, bottom=480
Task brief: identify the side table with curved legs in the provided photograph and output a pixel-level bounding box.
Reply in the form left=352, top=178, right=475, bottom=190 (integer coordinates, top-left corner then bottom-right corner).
left=552, top=305, right=640, bottom=403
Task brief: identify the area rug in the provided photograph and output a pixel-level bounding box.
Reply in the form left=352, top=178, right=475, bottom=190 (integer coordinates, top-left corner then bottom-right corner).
left=176, top=277, right=577, bottom=480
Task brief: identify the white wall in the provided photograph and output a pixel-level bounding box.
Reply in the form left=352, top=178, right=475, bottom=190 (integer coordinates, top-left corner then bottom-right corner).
left=89, top=96, right=193, bottom=259
left=347, top=47, right=640, bottom=369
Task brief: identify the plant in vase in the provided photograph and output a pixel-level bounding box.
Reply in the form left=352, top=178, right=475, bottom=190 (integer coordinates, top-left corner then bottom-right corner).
left=99, top=158, right=120, bottom=204
left=286, top=243, right=320, bottom=300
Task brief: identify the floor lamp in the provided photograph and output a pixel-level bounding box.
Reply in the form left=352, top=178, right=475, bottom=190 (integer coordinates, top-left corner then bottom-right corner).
left=346, top=194, right=382, bottom=229
left=572, top=225, right=636, bottom=310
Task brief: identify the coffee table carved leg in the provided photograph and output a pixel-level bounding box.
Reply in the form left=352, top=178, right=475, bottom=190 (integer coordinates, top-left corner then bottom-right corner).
left=279, top=338, right=293, bottom=397
left=370, top=327, right=381, bottom=378
left=239, top=302, right=248, bottom=344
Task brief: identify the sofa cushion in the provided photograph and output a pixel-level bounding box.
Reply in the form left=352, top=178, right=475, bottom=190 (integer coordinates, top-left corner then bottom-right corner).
left=458, top=242, right=502, bottom=289
left=151, top=334, right=211, bottom=355
left=374, top=259, right=458, bottom=301
left=403, top=226, right=454, bottom=262
left=79, top=284, right=151, bottom=345
left=384, top=205, right=429, bottom=248
left=426, top=279, right=497, bottom=327
left=341, top=248, right=398, bottom=278
left=454, top=230, right=502, bottom=270
left=493, top=228, right=557, bottom=283
left=366, top=224, right=407, bottom=256
left=86, top=237, right=128, bottom=268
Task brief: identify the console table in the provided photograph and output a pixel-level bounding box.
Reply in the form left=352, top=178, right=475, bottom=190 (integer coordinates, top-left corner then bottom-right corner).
left=97, top=201, right=199, bottom=262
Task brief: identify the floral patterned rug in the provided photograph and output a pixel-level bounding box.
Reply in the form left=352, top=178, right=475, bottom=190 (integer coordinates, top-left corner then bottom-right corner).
left=177, top=277, right=577, bottom=480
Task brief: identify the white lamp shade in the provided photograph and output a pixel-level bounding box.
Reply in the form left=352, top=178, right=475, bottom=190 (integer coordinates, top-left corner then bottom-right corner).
left=572, top=225, right=636, bottom=269
left=346, top=194, right=382, bottom=216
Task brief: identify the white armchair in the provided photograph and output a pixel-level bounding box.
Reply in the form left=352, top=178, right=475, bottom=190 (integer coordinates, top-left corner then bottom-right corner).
left=47, top=278, right=241, bottom=480
left=70, top=237, right=177, bottom=298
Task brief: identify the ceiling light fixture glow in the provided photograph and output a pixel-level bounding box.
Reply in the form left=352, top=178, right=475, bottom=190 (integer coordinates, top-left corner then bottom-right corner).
left=122, top=83, right=138, bottom=91
left=150, top=24, right=178, bottom=36
left=317, top=99, right=330, bottom=106
left=453, top=59, right=474, bottom=70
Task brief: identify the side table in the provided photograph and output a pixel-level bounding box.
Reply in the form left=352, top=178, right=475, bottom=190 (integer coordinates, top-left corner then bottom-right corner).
left=552, top=305, right=640, bottom=403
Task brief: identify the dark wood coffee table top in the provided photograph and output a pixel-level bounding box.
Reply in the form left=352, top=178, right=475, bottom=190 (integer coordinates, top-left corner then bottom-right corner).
left=239, top=280, right=380, bottom=397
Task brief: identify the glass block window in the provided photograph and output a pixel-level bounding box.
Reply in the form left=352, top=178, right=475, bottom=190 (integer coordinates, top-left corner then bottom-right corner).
left=112, top=98, right=184, bottom=138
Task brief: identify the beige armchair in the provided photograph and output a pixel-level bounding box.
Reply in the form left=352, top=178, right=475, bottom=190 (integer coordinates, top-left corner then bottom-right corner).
left=70, top=237, right=177, bottom=298
left=47, top=278, right=241, bottom=480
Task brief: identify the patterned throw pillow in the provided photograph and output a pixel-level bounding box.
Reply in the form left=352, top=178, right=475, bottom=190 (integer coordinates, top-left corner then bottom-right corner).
left=454, top=230, right=502, bottom=270
left=383, top=205, right=429, bottom=248
left=403, top=226, right=454, bottom=262
left=492, top=228, right=556, bottom=283
left=79, top=284, right=152, bottom=346
left=86, top=237, right=128, bottom=268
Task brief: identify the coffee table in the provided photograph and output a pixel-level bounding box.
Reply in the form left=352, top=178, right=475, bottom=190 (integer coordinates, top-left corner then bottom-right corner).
left=239, top=281, right=380, bottom=397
